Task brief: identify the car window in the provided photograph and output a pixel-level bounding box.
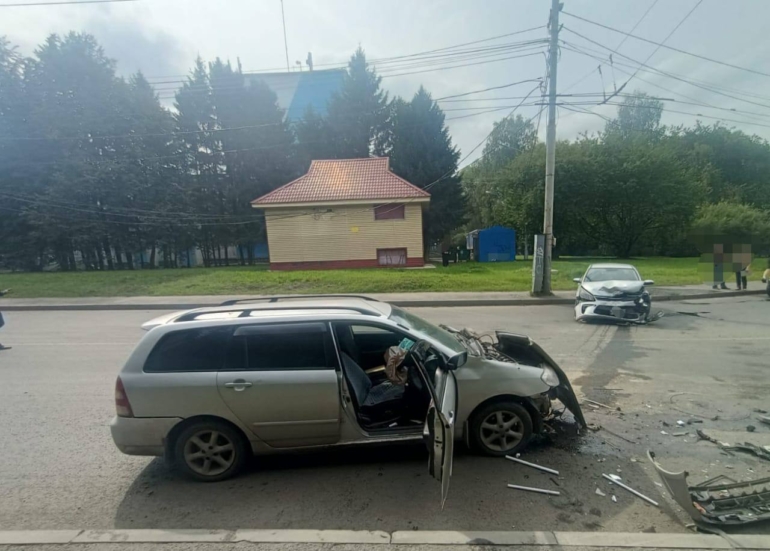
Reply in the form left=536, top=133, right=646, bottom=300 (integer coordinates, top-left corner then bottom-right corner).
left=144, top=327, right=232, bottom=372
left=226, top=323, right=337, bottom=370
left=584, top=268, right=640, bottom=282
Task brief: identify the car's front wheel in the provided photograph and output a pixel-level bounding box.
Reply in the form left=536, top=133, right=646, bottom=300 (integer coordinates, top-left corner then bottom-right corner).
left=173, top=420, right=248, bottom=482
left=469, top=400, right=533, bottom=457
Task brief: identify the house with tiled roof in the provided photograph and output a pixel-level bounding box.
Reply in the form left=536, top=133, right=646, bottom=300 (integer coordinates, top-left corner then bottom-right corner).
left=252, top=157, right=430, bottom=270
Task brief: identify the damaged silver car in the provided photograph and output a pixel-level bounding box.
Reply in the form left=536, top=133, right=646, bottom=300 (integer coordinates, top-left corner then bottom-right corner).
left=111, top=295, right=585, bottom=505
left=573, top=263, right=657, bottom=324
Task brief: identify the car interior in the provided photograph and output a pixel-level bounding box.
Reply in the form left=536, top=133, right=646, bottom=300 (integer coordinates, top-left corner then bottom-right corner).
left=333, top=323, right=433, bottom=430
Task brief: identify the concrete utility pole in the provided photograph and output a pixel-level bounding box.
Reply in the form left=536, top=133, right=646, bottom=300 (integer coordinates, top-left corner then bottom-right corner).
left=537, top=0, right=562, bottom=295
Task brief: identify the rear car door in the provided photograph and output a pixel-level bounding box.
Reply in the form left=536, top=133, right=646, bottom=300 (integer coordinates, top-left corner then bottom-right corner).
left=417, top=349, right=458, bottom=509
left=216, top=322, right=341, bottom=448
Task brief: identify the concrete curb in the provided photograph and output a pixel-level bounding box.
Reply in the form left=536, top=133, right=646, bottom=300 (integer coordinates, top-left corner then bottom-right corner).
left=0, top=290, right=764, bottom=311
left=0, top=529, right=768, bottom=548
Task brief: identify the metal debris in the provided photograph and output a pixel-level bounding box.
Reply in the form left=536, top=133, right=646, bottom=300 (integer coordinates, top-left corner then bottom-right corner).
left=507, top=484, right=560, bottom=496
left=602, top=474, right=659, bottom=507
left=585, top=399, right=613, bottom=410
left=505, top=455, right=559, bottom=475
left=696, top=429, right=770, bottom=462
left=648, top=450, right=770, bottom=525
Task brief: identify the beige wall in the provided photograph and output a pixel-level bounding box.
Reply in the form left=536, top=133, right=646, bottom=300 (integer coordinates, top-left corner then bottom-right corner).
left=264, top=203, right=424, bottom=262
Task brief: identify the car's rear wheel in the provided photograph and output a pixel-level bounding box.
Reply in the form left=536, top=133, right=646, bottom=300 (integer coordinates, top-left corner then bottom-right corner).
left=173, top=420, right=248, bottom=482
left=469, top=400, right=533, bottom=457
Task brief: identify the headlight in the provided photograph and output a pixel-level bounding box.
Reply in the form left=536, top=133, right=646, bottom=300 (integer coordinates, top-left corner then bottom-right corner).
left=541, top=366, right=560, bottom=387
left=578, top=287, right=595, bottom=301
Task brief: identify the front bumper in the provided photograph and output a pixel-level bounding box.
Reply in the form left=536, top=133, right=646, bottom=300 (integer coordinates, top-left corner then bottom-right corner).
left=110, top=416, right=182, bottom=456
left=575, top=298, right=650, bottom=324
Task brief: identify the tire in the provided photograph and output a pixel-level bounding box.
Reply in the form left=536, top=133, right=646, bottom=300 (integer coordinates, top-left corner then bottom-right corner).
left=173, top=420, right=248, bottom=482
left=469, top=400, right=534, bottom=457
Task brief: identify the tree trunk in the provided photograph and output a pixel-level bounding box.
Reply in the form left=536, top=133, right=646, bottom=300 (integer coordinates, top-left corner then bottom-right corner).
left=224, top=244, right=230, bottom=266
left=95, top=246, right=105, bottom=271
left=102, top=238, right=114, bottom=271
left=149, top=244, right=156, bottom=269
left=114, top=244, right=124, bottom=270
left=126, top=251, right=135, bottom=270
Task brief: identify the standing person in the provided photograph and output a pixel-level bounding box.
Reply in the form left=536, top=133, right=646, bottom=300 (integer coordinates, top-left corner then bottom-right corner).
left=712, top=243, right=728, bottom=290
left=762, top=259, right=770, bottom=298
left=734, top=246, right=750, bottom=290
left=0, top=288, right=9, bottom=351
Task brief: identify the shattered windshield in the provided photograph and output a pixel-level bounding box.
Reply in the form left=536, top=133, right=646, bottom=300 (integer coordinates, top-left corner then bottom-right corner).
left=584, top=268, right=640, bottom=282
left=388, top=306, right=467, bottom=355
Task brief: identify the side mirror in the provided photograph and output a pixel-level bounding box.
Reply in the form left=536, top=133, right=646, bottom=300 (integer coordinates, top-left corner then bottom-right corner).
left=643, top=280, right=654, bottom=286
left=573, top=277, right=581, bottom=284
left=447, top=351, right=467, bottom=370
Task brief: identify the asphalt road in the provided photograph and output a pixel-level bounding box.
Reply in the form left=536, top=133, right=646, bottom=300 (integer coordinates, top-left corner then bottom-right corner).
left=0, top=296, right=769, bottom=535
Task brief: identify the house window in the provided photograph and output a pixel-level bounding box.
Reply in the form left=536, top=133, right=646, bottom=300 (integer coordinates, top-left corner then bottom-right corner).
left=377, top=248, right=407, bottom=266
left=374, top=204, right=405, bottom=220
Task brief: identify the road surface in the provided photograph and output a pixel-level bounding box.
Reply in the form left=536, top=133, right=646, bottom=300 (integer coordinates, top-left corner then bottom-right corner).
left=0, top=296, right=768, bottom=536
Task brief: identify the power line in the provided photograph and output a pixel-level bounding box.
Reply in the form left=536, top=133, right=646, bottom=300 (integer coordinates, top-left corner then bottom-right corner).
left=434, top=78, right=542, bottom=101
left=561, top=9, right=770, bottom=80
left=561, top=0, right=658, bottom=94
left=0, top=0, right=135, bottom=6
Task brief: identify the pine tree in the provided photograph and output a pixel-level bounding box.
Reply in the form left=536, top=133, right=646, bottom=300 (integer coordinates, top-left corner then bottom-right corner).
left=385, top=87, right=464, bottom=250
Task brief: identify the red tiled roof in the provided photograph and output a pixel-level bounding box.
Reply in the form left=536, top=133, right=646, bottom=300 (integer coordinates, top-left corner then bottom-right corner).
left=252, top=157, right=430, bottom=206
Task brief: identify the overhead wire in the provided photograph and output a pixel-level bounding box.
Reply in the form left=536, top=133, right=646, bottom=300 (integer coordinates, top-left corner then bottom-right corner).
left=0, top=0, right=135, bottom=6
left=561, top=9, right=770, bottom=79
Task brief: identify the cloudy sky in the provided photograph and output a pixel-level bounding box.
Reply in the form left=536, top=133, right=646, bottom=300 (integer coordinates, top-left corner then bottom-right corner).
left=4, top=0, right=770, bottom=165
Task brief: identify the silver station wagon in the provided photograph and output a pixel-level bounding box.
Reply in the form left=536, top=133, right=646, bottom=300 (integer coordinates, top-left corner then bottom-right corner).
left=111, top=295, right=585, bottom=504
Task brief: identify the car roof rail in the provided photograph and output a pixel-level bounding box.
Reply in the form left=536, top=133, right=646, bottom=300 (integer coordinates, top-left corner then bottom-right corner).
left=219, top=294, right=381, bottom=306
left=175, top=305, right=381, bottom=322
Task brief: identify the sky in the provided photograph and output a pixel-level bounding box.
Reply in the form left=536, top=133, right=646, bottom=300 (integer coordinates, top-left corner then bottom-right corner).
left=4, top=0, right=770, bottom=166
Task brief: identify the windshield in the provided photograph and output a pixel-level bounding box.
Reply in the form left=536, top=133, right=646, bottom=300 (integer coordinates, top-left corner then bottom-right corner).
left=389, top=306, right=466, bottom=355
left=584, top=267, right=640, bottom=282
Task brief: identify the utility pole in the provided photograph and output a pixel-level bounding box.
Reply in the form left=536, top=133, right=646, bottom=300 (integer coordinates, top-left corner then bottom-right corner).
left=535, top=0, right=561, bottom=295
left=280, top=0, right=290, bottom=72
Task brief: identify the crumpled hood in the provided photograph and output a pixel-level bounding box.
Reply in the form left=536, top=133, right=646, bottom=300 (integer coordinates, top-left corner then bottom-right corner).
left=582, top=280, right=644, bottom=297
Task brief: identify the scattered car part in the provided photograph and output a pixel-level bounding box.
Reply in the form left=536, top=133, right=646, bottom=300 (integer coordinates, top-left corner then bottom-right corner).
left=505, top=455, right=559, bottom=475
left=602, top=473, right=659, bottom=507
left=696, top=429, right=770, bottom=462
left=584, top=399, right=612, bottom=410
left=595, top=488, right=606, bottom=497
left=759, top=416, right=770, bottom=427
left=648, top=450, right=770, bottom=525
left=507, top=484, right=560, bottom=496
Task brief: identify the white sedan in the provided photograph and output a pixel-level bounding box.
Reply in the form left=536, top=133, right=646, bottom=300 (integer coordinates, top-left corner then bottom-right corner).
left=573, top=263, right=657, bottom=324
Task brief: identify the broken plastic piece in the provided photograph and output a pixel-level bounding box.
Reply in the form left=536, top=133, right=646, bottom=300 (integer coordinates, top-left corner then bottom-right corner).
left=602, top=474, right=659, bottom=507
left=677, top=420, right=685, bottom=427
left=648, top=450, right=770, bottom=525
left=595, top=488, right=606, bottom=497
left=612, top=495, right=617, bottom=503
left=585, top=399, right=612, bottom=409
left=507, top=484, right=560, bottom=496
left=505, top=455, right=559, bottom=475
left=697, top=429, right=770, bottom=462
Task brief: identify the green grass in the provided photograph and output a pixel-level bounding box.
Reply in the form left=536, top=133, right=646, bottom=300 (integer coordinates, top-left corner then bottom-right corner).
left=3, top=256, right=763, bottom=298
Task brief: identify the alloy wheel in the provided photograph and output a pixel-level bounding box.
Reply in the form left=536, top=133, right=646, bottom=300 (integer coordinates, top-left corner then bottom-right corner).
left=183, top=430, right=236, bottom=477
left=479, top=410, right=524, bottom=452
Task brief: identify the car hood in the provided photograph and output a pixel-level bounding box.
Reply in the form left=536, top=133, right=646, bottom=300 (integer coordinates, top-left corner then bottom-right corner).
left=582, top=280, right=644, bottom=297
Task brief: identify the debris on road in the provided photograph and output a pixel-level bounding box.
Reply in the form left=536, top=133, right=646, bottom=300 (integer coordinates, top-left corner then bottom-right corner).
left=696, top=429, right=770, bottom=461
left=648, top=450, right=770, bottom=525
left=753, top=408, right=768, bottom=414
left=758, top=416, right=770, bottom=427
left=611, top=495, right=617, bottom=503
left=747, top=425, right=756, bottom=432
left=672, top=431, right=689, bottom=437
left=661, top=430, right=669, bottom=435
left=676, top=420, right=686, bottom=427
left=601, top=473, right=659, bottom=507
left=505, top=455, right=559, bottom=475
left=584, top=399, right=613, bottom=410
left=595, top=488, right=606, bottom=497
left=507, top=484, right=560, bottom=496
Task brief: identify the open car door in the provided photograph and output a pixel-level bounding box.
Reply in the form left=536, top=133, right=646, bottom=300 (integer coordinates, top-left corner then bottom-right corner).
left=412, top=340, right=460, bottom=509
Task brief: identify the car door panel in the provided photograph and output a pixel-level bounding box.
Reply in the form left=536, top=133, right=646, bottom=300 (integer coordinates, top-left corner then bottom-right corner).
left=216, top=322, right=341, bottom=448
left=217, top=369, right=340, bottom=447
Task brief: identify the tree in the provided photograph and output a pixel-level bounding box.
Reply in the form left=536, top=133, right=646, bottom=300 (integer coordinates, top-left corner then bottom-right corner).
left=326, top=47, right=389, bottom=158
left=296, top=106, right=337, bottom=170
left=481, top=114, right=538, bottom=169
left=689, top=201, right=770, bottom=252
left=605, top=92, right=664, bottom=139
left=385, top=87, right=463, bottom=249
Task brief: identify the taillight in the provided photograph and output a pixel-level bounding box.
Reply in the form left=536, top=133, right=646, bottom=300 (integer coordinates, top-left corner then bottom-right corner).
left=115, top=377, right=134, bottom=418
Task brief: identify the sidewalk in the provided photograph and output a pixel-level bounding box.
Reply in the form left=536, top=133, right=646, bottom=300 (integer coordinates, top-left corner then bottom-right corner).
left=0, top=283, right=765, bottom=311
left=1, top=529, right=768, bottom=550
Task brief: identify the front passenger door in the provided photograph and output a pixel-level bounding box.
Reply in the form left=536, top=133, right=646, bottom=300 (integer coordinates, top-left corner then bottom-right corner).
left=216, top=322, right=341, bottom=448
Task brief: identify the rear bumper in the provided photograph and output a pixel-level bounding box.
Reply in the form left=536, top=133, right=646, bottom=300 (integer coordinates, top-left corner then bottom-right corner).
left=110, top=416, right=182, bottom=456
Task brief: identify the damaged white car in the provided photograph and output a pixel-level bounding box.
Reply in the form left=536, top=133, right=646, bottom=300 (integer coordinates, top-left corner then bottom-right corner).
left=111, top=295, right=586, bottom=506
left=573, top=263, right=657, bottom=324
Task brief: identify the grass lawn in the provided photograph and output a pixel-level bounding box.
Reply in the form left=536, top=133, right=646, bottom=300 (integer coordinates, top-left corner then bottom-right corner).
left=2, top=256, right=763, bottom=298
